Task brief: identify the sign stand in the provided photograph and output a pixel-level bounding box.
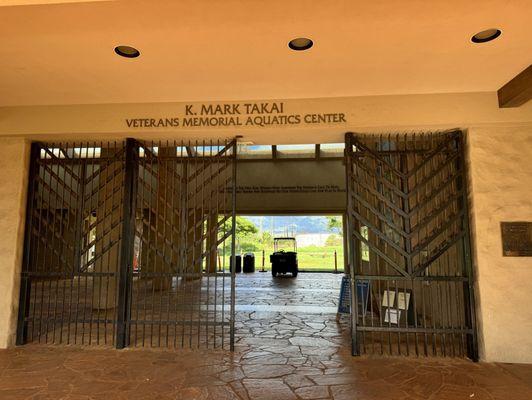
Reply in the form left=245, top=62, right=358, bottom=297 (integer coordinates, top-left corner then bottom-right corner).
left=336, top=276, right=370, bottom=321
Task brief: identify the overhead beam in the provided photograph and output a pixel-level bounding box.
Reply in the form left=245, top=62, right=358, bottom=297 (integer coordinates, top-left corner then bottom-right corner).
left=497, top=65, right=532, bottom=108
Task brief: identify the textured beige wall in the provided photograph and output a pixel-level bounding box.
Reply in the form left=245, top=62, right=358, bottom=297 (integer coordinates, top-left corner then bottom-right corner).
left=0, top=92, right=531, bottom=145
left=0, top=138, right=29, bottom=348
left=468, top=126, right=532, bottom=363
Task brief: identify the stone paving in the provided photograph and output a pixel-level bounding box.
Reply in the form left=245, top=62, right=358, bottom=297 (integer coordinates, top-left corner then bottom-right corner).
left=1, top=273, right=531, bottom=399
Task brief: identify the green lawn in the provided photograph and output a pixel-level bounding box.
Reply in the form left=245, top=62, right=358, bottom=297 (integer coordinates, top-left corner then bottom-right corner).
left=226, top=245, right=344, bottom=272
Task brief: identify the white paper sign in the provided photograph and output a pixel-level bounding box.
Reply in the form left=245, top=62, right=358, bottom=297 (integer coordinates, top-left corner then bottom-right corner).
left=397, top=292, right=411, bottom=310
left=384, top=309, right=401, bottom=324
left=381, top=290, right=395, bottom=307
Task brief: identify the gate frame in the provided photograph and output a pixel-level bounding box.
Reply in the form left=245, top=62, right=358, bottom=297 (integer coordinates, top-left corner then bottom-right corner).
left=16, top=142, right=41, bottom=345
left=116, top=139, right=139, bottom=349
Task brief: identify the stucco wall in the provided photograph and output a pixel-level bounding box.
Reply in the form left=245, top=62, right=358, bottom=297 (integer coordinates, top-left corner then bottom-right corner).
left=468, top=126, right=532, bottom=363
left=1, top=92, right=531, bottom=145
left=0, top=138, right=29, bottom=348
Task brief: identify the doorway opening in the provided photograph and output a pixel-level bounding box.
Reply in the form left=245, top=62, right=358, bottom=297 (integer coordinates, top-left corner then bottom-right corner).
left=235, top=215, right=345, bottom=274
left=16, top=132, right=477, bottom=360
left=232, top=143, right=352, bottom=354
left=231, top=213, right=350, bottom=355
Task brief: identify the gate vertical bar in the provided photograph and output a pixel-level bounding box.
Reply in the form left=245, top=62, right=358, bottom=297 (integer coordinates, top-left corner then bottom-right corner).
left=73, top=162, right=86, bottom=283
left=116, top=138, right=138, bottom=349
left=342, top=213, right=349, bottom=273
left=345, top=132, right=360, bottom=356
left=16, top=142, right=41, bottom=345
left=179, top=156, right=188, bottom=348
left=229, top=140, right=237, bottom=351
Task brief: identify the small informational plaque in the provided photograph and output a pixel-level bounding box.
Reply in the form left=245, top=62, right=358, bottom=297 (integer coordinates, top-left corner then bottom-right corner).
left=501, top=222, right=532, bottom=257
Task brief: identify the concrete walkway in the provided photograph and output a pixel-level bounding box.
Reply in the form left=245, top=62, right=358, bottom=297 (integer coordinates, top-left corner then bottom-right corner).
left=1, top=273, right=531, bottom=399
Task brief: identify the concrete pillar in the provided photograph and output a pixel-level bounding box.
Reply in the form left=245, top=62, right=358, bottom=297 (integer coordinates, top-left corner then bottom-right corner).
left=0, top=138, right=30, bottom=348
left=151, top=148, right=178, bottom=291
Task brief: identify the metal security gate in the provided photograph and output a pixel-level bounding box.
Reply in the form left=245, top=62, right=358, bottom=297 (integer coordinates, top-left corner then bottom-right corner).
left=345, top=131, right=478, bottom=359
left=17, top=139, right=237, bottom=350
left=16, top=142, right=126, bottom=346
left=129, top=140, right=236, bottom=349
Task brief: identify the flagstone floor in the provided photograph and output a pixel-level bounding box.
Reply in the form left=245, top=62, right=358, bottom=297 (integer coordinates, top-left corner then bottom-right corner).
left=1, top=273, right=531, bottom=399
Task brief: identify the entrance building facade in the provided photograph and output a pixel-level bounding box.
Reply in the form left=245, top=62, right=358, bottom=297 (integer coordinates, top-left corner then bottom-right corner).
left=1, top=96, right=531, bottom=363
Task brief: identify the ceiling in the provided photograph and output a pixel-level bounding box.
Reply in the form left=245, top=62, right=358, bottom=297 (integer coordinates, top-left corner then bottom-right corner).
left=0, top=0, right=531, bottom=107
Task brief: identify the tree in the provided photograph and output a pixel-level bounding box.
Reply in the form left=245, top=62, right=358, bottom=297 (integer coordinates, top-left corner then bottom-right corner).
left=217, top=215, right=258, bottom=237
left=236, top=216, right=258, bottom=236
left=327, top=216, right=342, bottom=233
left=235, top=217, right=259, bottom=252
left=325, top=234, right=342, bottom=246
left=258, top=231, right=273, bottom=247
left=218, top=216, right=259, bottom=254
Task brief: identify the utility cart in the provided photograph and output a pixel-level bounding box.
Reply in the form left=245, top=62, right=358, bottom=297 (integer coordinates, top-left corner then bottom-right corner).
left=270, top=237, right=298, bottom=277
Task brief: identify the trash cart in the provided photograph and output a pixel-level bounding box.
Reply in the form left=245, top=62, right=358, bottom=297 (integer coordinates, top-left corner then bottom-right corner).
left=270, top=237, right=298, bottom=277
left=230, top=254, right=242, bottom=273
left=243, top=253, right=255, bottom=273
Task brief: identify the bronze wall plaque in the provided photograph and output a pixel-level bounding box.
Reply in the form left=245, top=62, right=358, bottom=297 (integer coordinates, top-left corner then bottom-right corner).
left=501, top=222, right=532, bottom=256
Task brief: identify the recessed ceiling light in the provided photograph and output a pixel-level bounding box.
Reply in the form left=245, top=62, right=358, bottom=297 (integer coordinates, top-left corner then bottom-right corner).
left=114, top=45, right=140, bottom=58
left=288, top=37, right=313, bottom=51
left=471, top=29, right=501, bottom=43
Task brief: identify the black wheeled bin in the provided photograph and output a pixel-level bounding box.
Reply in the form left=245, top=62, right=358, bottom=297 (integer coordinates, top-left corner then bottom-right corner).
left=243, top=253, right=255, bottom=273
left=230, top=255, right=242, bottom=273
